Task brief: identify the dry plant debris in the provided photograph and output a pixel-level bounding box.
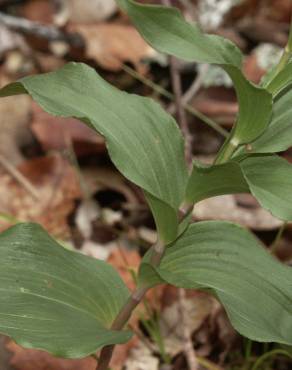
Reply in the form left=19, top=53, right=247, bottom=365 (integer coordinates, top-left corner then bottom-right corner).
left=0, top=0, right=292, bottom=369
left=0, top=154, right=81, bottom=237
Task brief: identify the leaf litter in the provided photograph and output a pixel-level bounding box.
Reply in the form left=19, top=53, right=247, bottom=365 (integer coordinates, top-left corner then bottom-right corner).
left=0, top=0, right=292, bottom=369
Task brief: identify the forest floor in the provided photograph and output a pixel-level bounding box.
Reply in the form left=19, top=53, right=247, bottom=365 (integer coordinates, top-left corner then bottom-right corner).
left=0, top=1, right=292, bottom=369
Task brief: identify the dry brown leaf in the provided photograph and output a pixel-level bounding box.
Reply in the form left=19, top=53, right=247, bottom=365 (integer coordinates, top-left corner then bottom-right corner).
left=70, top=23, right=154, bottom=72
left=34, top=53, right=66, bottom=73
left=159, top=291, right=215, bottom=357
left=0, top=75, right=33, bottom=165
left=273, top=235, right=292, bottom=264
left=230, top=0, right=260, bottom=18
left=236, top=18, right=288, bottom=47
left=231, top=0, right=292, bottom=23
left=108, top=247, right=141, bottom=293
left=6, top=341, right=96, bottom=370
left=6, top=338, right=138, bottom=370
left=265, top=0, right=292, bottom=22
left=125, top=342, right=159, bottom=370
left=0, top=336, right=13, bottom=370
left=0, top=154, right=81, bottom=237
left=193, top=194, right=282, bottom=230
left=31, top=102, right=105, bottom=156
left=110, top=339, right=140, bottom=370
left=21, top=0, right=55, bottom=24
left=191, top=87, right=238, bottom=127
left=82, top=166, right=139, bottom=204
left=243, top=53, right=266, bottom=84
left=68, top=0, right=117, bottom=23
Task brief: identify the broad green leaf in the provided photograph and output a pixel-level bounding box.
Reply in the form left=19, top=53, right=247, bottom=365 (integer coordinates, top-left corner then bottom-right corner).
left=239, top=87, right=292, bottom=154
left=184, top=155, right=292, bottom=222
left=240, top=155, right=292, bottom=221
left=145, top=192, right=178, bottom=244
left=265, top=62, right=292, bottom=96
left=223, top=67, right=272, bottom=146
left=0, top=63, right=188, bottom=243
left=185, top=161, right=249, bottom=204
left=152, top=222, right=292, bottom=344
left=0, top=223, right=132, bottom=358
left=116, top=0, right=242, bottom=66
left=116, top=0, right=273, bottom=145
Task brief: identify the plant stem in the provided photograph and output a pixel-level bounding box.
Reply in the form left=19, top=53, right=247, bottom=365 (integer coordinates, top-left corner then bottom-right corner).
left=0, top=212, right=20, bottom=224
left=97, top=2, right=200, bottom=366
left=214, top=138, right=238, bottom=164
left=270, top=222, right=287, bottom=255
left=216, top=12, right=292, bottom=165
left=140, top=314, right=170, bottom=364
left=149, top=238, right=166, bottom=266
left=197, top=357, right=224, bottom=370
left=273, top=14, right=292, bottom=76
left=96, top=239, right=165, bottom=370
left=245, top=338, right=253, bottom=360
left=251, top=349, right=292, bottom=370
left=96, top=287, right=148, bottom=370
left=96, top=199, right=195, bottom=369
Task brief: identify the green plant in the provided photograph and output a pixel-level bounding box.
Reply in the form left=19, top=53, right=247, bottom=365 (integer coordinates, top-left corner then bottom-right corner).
left=0, top=1, right=292, bottom=369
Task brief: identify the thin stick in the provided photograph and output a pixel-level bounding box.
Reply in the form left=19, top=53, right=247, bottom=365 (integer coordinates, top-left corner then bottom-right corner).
left=162, top=1, right=198, bottom=368
left=178, top=288, right=199, bottom=370
left=160, top=1, right=192, bottom=164
left=167, top=51, right=193, bottom=165
left=168, top=64, right=209, bottom=115
left=121, top=64, right=228, bottom=138
left=0, top=11, right=83, bottom=47
left=0, top=154, right=40, bottom=200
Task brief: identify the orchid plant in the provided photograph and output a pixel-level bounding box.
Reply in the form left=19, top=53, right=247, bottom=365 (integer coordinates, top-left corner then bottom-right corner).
left=0, top=1, right=292, bottom=369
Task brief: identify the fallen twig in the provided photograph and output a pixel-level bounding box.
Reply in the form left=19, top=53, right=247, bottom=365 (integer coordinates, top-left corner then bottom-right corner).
left=0, top=154, right=40, bottom=200
left=168, top=64, right=209, bottom=115
left=0, top=11, right=83, bottom=47
left=167, top=50, right=193, bottom=165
